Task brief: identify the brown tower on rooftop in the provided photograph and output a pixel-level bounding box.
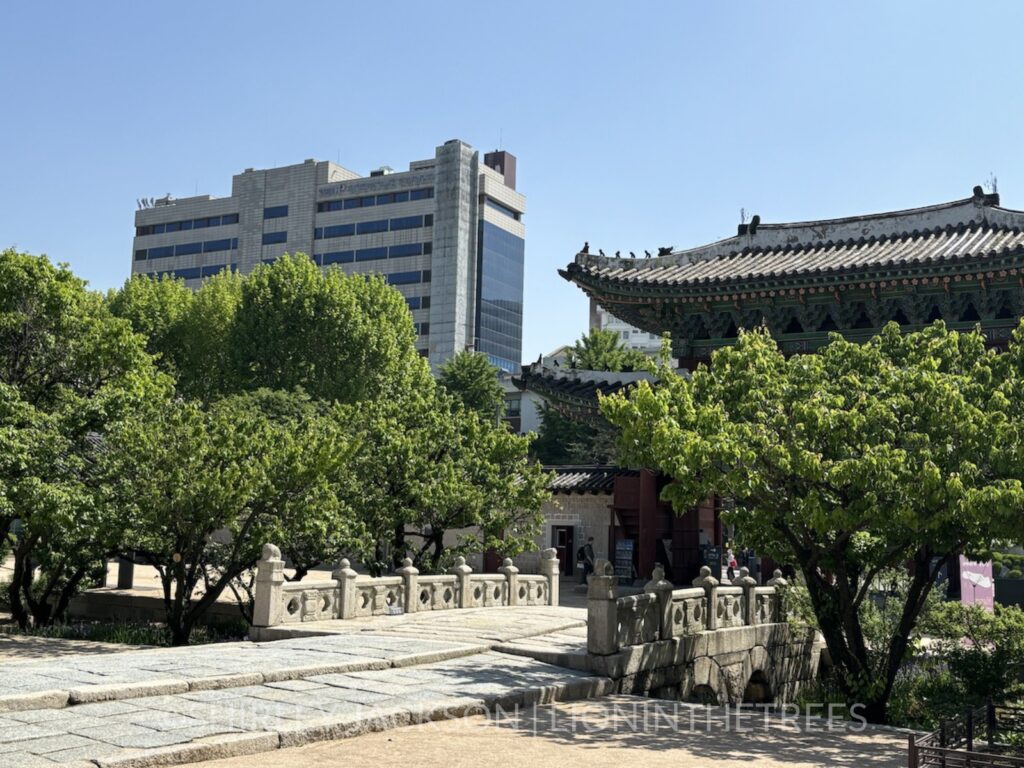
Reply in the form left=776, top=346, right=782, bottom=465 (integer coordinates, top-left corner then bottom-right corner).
left=484, top=150, right=516, bottom=190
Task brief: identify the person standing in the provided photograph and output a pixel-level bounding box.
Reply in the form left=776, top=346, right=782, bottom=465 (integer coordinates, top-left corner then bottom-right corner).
left=577, top=537, right=596, bottom=583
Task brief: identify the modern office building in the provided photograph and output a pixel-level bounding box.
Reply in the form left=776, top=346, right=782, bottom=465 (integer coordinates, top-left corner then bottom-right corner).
left=131, top=140, right=526, bottom=371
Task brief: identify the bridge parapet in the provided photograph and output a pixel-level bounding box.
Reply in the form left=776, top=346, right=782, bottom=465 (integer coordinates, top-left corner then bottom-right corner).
left=252, top=544, right=560, bottom=629
left=588, top=564, right=789, bottom=656
left=583, top=562, right=816, bottom=706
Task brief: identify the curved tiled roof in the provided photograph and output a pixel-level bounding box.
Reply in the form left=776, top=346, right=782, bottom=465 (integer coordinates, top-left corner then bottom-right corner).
left=563, top=192, right=1024, bottom=294
left=568, top=222, right=1024, bottom=289
left=545, top=465, right=637, bottom=494
left=513, top=365, right=654, bottom=407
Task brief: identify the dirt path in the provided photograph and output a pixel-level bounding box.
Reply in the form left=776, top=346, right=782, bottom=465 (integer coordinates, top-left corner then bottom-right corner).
left=195, top=697, right=906, bottom=768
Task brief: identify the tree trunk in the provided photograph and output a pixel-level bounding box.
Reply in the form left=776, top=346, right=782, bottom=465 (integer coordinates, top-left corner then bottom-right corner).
left=429, top=532, right=445, bottom=573
left=48, top=566, right=91, bottom=625
left=8, top=555, right=30, bottom=630
left=9, top=535, right=37, bottom=629
left=391, top=524, right=406, bottom=570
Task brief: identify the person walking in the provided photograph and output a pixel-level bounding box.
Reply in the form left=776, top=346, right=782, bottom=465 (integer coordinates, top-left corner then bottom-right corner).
left=577, top=537, right=596, bottom=583
left=726, top=546, right=737, bottom=582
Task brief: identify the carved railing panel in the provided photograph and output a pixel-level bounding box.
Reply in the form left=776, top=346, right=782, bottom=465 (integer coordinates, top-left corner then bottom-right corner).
left=467, top=575, right=508, bottom=608
left=415, top=575, right=459, bottom=612
left=518, top=575, right=548, bottom=606
left=280, top=581, right=340, bottom=624
left=616, top=593, right=660, bottom=647
left=670, top=587, right=708, bottom=636
left=752, top=587, right=777, bottom=625
left=716, top=586, right=745, bottom=629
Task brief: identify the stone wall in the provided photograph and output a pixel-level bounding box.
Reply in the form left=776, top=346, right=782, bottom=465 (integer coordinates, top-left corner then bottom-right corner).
left=588, top=622, right=822, bottom=706
left=584, top=562, right=823, bottom=706
left=513, top=493, right=612, bottom=573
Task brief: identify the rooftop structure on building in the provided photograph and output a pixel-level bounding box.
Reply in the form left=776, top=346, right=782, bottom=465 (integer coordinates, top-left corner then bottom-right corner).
left=131, top=140, right=525, bottom=372
left=562, top=187, right=1024, bottom=365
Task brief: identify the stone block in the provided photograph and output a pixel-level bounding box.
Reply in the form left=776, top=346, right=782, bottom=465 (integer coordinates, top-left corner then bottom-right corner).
left=67, top=701, right=144, bottom=718
left=0, top=752, right=60, bottom=768
left=0, top=691, right=69, bottom=713
left=749, top=644, right=770, bottom=675
left=692, top=657, right=716, bottom=689
left=94, top=731, right=280, bottom=768
left=68, top=681, right=189, bottom=705
left=260, top=659, right=388, bottom=683
left=389, top=644, right=487, bottom=668
left=186, top=673, right=264, bottom=692
left=276, top=707, right=412, bottom=749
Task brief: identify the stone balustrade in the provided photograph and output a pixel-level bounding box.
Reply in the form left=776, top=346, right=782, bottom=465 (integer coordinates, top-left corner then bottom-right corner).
left=252, top=544, right=561, bottom=629
left=587, top=561, right=788, bottom=656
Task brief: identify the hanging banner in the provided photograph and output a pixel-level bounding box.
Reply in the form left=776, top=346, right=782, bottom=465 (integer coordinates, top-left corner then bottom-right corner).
left=959, top=556, right=994, bottom=611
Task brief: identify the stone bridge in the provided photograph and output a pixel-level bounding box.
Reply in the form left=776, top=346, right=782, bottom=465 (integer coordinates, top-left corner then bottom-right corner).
left=251, top=545, right=822, bottom=709
left=578, top=561, right=823, bottom=706
left=0, top=551, right=824, bottom=767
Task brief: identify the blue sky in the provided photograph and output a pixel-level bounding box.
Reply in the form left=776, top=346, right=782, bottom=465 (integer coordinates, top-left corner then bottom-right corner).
left=3, top=1, right=1024, bottom=360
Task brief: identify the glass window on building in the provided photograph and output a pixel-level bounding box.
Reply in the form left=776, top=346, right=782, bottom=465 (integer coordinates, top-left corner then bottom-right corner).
left=474, top=221, right=524, bottom=373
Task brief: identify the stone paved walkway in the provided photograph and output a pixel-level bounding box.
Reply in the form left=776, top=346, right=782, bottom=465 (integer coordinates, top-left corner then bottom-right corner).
left=0, top=608, right=602, bottom=767
left=0, top=649, right=610, bottom=767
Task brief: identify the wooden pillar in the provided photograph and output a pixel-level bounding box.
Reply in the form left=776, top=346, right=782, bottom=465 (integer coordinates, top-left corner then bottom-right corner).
left=637, top=469, right=658, bottom=582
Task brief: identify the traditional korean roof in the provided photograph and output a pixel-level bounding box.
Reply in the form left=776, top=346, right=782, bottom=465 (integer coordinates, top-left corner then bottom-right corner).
left=562, top=189, right=1024, bottom=300
left=545, top=465, right=637, bottom=494
left=513, top=364, right=656, bottom=424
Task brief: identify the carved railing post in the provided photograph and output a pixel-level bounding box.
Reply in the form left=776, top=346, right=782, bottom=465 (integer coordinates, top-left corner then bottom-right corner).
left=396, top=557, right=419, bottom=614
left=767, top=569, right=789, bottom=622
left=645, top=564, right=674, bottom=641
left=332, top=558, right=359, bottom=619
left=499, top=558, right=519, bottom=606
left=733, top=566, right=758, bottom=626
left=540, top=547, right=560, bottom=606
left=253, top=544, right=285, bottom=628
left=449, top=556, right=473, bottom=608
left=587, top=559, right=619, bottom=655
left=692, top=565, right=720, bottom=631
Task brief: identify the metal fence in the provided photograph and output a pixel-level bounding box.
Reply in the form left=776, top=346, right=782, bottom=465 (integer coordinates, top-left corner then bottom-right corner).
left=908, top=704, right=1024, bottom=768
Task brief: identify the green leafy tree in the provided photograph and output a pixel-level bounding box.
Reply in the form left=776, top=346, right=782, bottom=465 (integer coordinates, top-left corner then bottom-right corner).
left=109, top=271, right=243, bottom=401
left=569, top=328, right=652, bottom=372
left=230, top=254, right=428, bottom=403
left=107, top=275, right=194, bottom=378
left=341, top=389, right=551, bottom=574
left=438, top=351, right=505, bottom=422
left=530, top=401, right=617, bottom=465
left=100, top=392, right=358, bottom=644
left=601, top=322, right=1024, bottom=723
left=0, top=249, right=166, bottom=627
left=925, top=602, right=1024, bottom=706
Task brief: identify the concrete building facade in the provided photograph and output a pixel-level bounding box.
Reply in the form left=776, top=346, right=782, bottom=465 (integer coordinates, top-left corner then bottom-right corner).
left=131, top=140, right=526, bottom=371
left=589, top=298, right=664, bottom=355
